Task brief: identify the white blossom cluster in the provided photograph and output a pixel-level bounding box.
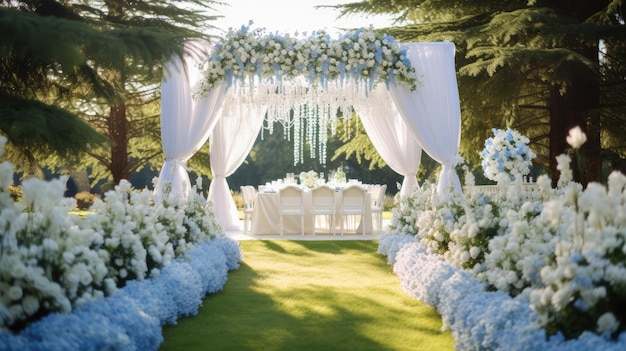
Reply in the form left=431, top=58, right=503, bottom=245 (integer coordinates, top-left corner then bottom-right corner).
left=0, top=137, right=223, bottom=333
left=388, top=180, right=436, bottom=235
left=299, top=170, right=319, bottom=188
left=387, top=144, right=626, bottom=339
left=481, top=128, right=536, bottom=182
left=199, top=26, right=417, bottom=94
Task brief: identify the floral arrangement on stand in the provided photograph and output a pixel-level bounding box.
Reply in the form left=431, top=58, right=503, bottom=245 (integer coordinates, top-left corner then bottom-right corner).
left=199, top=25, right=417, bottom=94
left=0, top=136, right=242, bottom=349
left=481, top=128, right=536, bottom=182
left=299, top=170, right=319, bottom=188
left=381, top=129, right=626, bottom=349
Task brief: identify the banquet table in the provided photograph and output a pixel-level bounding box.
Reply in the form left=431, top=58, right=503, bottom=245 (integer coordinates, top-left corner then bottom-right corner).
left=250, top=188, right=372, bottom=235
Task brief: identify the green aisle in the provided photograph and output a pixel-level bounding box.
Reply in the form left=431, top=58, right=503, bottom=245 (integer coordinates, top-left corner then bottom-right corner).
left=160, top=240, right=454, bottom=351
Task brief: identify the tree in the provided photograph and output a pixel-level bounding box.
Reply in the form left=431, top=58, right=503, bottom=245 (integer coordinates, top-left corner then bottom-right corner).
left=328, top=0, right=626, bottom=186
left=331, top=115, right=440, bottom=183
left=0, top=4, right=109, bottom=176
left=0, top=0, right=221, bottom=186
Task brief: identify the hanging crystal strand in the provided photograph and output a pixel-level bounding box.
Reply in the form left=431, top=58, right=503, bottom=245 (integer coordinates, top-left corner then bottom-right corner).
left=299, top=106, right=304, bottom=165
left=285, top=105, right=292, bottom=143
left=330, top=113, right=338, bottom=137
left=308, top=103, right=317, bottom=160
left=293, top=107, right=300, bottom=166
left=318, top=104, right=329, bottom=165
left=343, top=106, right=352, bottom=141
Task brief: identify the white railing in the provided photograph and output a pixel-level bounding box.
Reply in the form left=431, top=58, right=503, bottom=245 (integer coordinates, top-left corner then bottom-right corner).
left=463, top=183, right=540, bottom=200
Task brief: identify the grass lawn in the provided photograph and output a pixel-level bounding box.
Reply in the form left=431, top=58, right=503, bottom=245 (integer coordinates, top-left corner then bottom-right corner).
left=160, top=240, right=453, bottom=351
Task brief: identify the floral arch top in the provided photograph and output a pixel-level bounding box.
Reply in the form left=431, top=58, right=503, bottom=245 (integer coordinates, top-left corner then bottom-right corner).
left=198, top=25, right=418, bottom=94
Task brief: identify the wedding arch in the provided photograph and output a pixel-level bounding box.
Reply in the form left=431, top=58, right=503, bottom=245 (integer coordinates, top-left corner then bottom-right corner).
left=154, top=27, right=462, bottom=230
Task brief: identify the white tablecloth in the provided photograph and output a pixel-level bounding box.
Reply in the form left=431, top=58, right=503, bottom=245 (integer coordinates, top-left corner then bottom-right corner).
left=250, top=190, right=372, bottom=235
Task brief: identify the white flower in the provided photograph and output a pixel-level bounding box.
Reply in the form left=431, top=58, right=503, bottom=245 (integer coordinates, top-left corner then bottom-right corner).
left=566, top=126, right=587, bottom=149
left=460, top=251, right=470, bottom=263
left=469, top=246, right=481, bottom=259
left=597, top=312, right=619, bottom=333
left=8, top=285, right=23, bottom=301
left=22, top=295, right=40, bottom=315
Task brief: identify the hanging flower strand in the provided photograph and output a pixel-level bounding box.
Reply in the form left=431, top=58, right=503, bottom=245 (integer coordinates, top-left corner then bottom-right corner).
left=199, top=25, right=418, bottom=94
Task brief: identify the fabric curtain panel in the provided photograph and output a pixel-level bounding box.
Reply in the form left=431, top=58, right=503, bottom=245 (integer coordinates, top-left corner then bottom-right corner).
left=207, top=103, right=264, bottom=230
left=389, top=42, right=462, bottom=194
left=154, top=55, right=228, bottom=201
left=356, top=88, right=422, bottom=197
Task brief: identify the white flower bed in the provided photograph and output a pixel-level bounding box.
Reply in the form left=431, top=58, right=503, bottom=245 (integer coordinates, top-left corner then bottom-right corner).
left=379, top=154, right=626, bottom=349
left=1, top=237, right=241, bottom=350
left=0, top=136, right=243, bottom=349
left=379, top=237, right=626, bottom=350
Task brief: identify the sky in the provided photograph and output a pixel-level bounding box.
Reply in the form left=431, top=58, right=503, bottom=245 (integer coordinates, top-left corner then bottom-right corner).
left=211, top=0, right=395, bottom=36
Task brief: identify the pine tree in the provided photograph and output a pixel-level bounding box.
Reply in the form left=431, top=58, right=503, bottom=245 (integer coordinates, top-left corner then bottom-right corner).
left=0, top=0, right=221, bottom=184
left=329, top=0, right=626, bottom=186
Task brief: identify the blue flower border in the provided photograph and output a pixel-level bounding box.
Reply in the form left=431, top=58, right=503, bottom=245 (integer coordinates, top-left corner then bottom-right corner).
left=0, top=236, right=242, bottom=351
left=378, top=233, right=626, bottom=351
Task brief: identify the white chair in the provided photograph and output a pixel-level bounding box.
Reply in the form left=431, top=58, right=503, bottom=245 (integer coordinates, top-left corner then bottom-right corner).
left=311, top=185, right=336, bottom=236
left=371, top=184, right=386, bottom=232
left=339, top=184, right=368, bottom=236
left=240, top=185, right=256, bottom=234
left=369, top=184, right=381, bottom=208
left=278, top=184, right=305, bottom=236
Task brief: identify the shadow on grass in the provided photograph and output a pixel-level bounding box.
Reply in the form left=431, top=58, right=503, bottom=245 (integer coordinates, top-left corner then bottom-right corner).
left=160, top=241, right=453, bottom=351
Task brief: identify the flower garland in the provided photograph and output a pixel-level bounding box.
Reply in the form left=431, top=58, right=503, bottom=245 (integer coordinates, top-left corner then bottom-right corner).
left=199, top=25, right=417, bottom=95
left=201, top=25, right=413, bottom=166
left=481, top=128, right=536, bottom=182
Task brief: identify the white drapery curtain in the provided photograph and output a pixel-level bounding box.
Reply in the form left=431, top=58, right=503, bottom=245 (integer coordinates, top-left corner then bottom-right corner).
left=356, top=87, right=422, bottom=197
left=389, top=42, right=462, bottom=194
left=154, top=55, right=227, bottom=201
left=207, top=101, right=264, bottom=230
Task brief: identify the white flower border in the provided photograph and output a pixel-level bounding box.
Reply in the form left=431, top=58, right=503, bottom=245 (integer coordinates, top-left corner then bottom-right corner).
left=0, top=237, right=242, bottom=350
left=378, top=235, right=626, bottom=350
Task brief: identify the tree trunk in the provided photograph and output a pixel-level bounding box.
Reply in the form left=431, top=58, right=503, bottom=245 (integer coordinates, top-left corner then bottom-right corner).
left=109, top=104, right=130, bottom=185
left=547, top=57, right=601, bottom=188
left=546, top=2, right=605, bottom=188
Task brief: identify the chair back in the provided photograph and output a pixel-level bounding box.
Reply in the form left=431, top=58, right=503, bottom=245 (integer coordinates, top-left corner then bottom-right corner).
left=311, top=185, right=335, bottom=211
left=279, top=185, right=304, bottom=213
left=341, top=184, right=367, bottom=212
left=240, top=185, right=256, bottom=210
left=369, top=184, right=381, bottom=206
left=375, top=184, right=386, bottom=208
